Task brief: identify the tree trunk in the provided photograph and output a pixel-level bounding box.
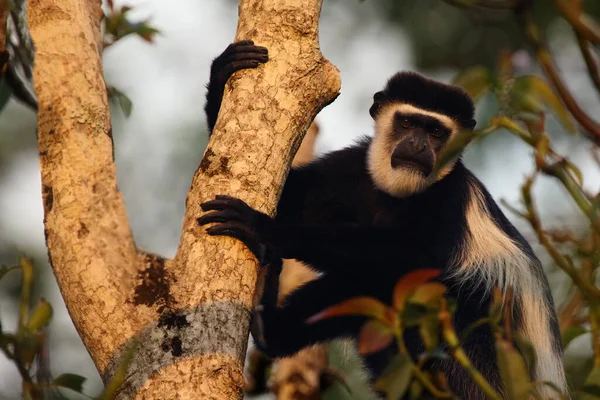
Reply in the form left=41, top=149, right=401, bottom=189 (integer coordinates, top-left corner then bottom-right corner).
left=0, top=0, right=8, bottom=75
left=28, top=0, right=339, bottom=398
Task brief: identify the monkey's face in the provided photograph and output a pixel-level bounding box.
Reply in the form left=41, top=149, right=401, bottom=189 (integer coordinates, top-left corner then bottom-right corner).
left=367, top=103, right=461, bottom=197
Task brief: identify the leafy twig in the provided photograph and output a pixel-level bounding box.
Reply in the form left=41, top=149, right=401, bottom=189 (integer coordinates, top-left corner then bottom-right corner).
left=394, top=315, right=453, bottom=398
left=439, top=300, right=503, bottom=400
left=516, top=4, right=600, bottom=145
left=554, top=0, right=600, bottom=45
left=521, top=176, right=600, bottom=303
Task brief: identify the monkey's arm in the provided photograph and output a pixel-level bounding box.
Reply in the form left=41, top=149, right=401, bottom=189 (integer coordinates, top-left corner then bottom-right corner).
left=204, top=41, right=268, bottom=134
left=198, top=195, right=403, bottom=272
left=251, top=267, right=365, bottom=358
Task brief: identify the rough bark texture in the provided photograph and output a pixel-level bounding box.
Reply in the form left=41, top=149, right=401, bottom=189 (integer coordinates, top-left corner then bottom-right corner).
left=28, top=0, right=149, bottom=374
left=161, top=0, right=339, bottom=396
left=29, top=0, right=339, bottom=398
left=0, top=0, right=6, bottom=51
left=0, top=0, right=7, bottom=76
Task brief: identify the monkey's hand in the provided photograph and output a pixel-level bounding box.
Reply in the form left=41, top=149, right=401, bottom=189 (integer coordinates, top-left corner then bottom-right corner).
left=210, top=40, right=269, bottom=89
left=198, top=195, right=279, bottom=266
left=205, top=41, right=269, bottom=133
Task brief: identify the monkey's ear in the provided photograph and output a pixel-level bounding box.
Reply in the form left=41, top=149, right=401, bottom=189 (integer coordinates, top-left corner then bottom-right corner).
left=370, top=91, right=386, bottom=119
left=373, top=91, right=385, bottom=102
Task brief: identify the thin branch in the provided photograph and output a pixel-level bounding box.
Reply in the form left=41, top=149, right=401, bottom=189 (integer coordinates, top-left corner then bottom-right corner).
left=590, top=309, right=600, bottom=367
left=554, top=0, right=600, bottom=45
left=521, top=176, right=600, bottom=303
left=540, top=162, right=600, bottom=236
left=497, top=116, right=600, bottom=235
left=394, top=314, right=453, bottom=399
left=516, top=6, right=600, bottom=146
left=576, top=34, right=600, bottom=95
left=439, top=300, right=503, bottom=400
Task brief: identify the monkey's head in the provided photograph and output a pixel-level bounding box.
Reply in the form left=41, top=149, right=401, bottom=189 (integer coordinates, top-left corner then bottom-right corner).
left=367, top=72, right=476, bottom=197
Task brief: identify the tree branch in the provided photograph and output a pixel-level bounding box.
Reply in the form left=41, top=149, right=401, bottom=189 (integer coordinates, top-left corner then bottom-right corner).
left=29, top=0, right=339, bottom=397
left=28, top=0, right=146, bottom=376
left=0, top=0, right=7, bottom=76
left=516, top=4, right=600, bottom=146
left=112, top=0, right=340, bottom=398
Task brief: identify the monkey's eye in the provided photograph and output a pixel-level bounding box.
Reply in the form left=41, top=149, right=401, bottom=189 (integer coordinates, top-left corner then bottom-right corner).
left=399, top=119, right=412, bottom=128
left=430, top=127, right=446, bottom=138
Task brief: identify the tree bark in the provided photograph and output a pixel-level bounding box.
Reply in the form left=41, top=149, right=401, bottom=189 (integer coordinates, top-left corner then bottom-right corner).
left=28, top=0, right=339, bottom=398
left=0, top=0, right=8, bottom=76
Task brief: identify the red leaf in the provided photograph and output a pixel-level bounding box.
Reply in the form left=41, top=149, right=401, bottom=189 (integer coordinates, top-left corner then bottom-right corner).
left=358, top=320, right=394, bottom=355
left=306, top=297, right=391, bottom=324
left=393, top=269, right=442, bottom=310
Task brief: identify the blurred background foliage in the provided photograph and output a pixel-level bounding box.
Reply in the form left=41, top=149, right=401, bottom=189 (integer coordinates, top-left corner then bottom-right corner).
left=1, top=0, right=600, bottom=399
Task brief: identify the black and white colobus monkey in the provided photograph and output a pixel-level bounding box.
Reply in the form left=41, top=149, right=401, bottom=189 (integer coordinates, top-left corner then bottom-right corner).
left=199, top=41, right=566, bottom=399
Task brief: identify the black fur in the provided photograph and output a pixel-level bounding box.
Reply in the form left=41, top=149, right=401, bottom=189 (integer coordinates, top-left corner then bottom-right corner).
left=199, top=43, right=562, bottom=399
left=370, top=71, right=476, bottom=130
left=204, top=40, right=268, bottom=132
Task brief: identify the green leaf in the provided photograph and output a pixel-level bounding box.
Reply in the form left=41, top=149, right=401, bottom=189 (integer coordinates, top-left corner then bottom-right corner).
left=433, top=128, right=474, bottom=177
left=19, top=257, right=35, bottom=332
left=358, top=320, right=394, bottom=355
left=513, top=334, right=537, bottom=374
left=53, top=373, right=87, bottom=393
left=561, top=326, right=588, bottom=351
left=410, top=282, right=447, bottom=306
left=307, top=297, right=391, bottom=325
left=373, top=354, right=413, bottom=400
left=26, top=298, right=53, bottom=333
left=402, top=302, right=428, bottom=327
left=116, top=92, right=132, bottom=117
left=495, top=338, right=533, bottom=400
left=418, top=313, right=441, bottom=351
left=561, top=159, right=584, bottom=187
left=409, top=380, right=424, bottom=400
left=392, top=269, right=442, bottom=310
left=452, top=66, right=492, bottom=101
left=582, top=364, right=600, bottom=399
left=131, top=22, right=160, bottom=43
left=101, top=340, right=138, bottom=400
left=513, top=75, right=576, bottom=135
left=107, top=86, right=133, bottom=117
left=19, top=336, right=40, bottom=366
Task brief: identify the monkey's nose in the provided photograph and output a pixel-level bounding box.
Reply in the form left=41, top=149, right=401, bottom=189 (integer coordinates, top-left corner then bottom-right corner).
left=409, top=138, right=426, bottom=153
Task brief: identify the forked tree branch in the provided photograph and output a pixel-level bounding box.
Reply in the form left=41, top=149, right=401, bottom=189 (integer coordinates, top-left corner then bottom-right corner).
left=28, top=0, right=339, bottom=398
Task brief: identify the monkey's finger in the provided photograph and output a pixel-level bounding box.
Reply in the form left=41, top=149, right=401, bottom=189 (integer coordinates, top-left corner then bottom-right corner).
left=223, top=43, right=268, bottom=57
left=223, top=40, right=254, bottom=54
left=212, top=195, right=253, bottom=212
left=206, top=222, right=266, bottom=262
left=197, top=209, right=244, bottom=226
left=224, top=45, right=268, bottom=56
left=215, top=194, right=250, bottom=206
left=220, top=60, right=260, bottom=78
left=200, top=199, right=235, bottom=212
left=223, top=51, right=269, bottom=64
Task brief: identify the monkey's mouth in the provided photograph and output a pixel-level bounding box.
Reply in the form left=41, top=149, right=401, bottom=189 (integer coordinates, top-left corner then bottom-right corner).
left=391, top=157, right=432, bottom=176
